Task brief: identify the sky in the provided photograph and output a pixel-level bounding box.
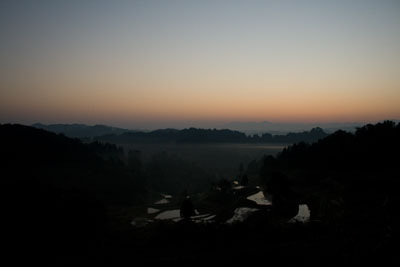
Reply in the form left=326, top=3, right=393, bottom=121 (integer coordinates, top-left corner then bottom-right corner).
left=1, top=0, right=400, bottom=129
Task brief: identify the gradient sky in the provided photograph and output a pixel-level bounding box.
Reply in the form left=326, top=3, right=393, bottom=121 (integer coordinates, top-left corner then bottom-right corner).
left=1, top=0, right=399, bottom=129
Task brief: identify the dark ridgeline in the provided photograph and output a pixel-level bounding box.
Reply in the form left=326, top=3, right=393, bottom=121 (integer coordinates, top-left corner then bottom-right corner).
left=260, top=120, right=400, bottom=264
left=0, top=124, right=144, bottom=266
left=32, top=123, right=329, bottom=144
left=95, top=127, right=328, bottom=144
left=0, top=124, right=145, bottom=205
left=1, top=121, right=399, bottom=266
left=32, top=123, right=136, bottom=138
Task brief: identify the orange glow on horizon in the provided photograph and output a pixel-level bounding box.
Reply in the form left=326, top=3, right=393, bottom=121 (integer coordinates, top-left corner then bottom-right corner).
left=1, top=1, right=399, bottom=127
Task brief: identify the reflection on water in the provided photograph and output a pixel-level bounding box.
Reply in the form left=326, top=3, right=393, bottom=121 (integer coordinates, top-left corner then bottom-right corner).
left=192, top=214, right=216, bottom=223
left=233, top=185, right=245, bottom=190
left=154, top=198, right=170, bottom=205
left=198, top=214, right=216, bottom=221
left=154, top=209, right=216, bottom=223
left=226, top=207, right=258, bottom=224
left=288, top=204, right=310, bottom=223
left=154, top=209, right=180, bottom=220
left=154, top=194, right=173, bottom=205
left=233, top=144, right=288, bottom=150
left=147, top=207, right=160, bottom=214
left=246, top=191, right=272, bottom=206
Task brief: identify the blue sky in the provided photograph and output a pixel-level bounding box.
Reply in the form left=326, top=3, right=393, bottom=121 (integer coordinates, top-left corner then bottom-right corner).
left=1, top=0, right=400, bottom=128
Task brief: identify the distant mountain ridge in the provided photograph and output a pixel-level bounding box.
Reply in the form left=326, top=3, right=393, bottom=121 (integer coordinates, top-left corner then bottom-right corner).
left=32, top=123, right=137, bottom=138
left=224, top=121, right=366, bottom=134
left=31, top=123, right=330, bottom=143
left=95, top=127, right=329, bottom=144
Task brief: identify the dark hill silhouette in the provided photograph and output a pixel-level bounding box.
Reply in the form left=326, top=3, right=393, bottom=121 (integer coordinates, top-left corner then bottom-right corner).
left=95, top=127, right=329, bottom=144
left=32, top=123, right=137, bottom=138
left=274, top=121, right=400, bottom=172
left=1, top=124, right=147, bottom=265
left=32, top=123, right=329, bottom=143
left=3, top=122, right=399, bottom=265
left=1, top=124, right=144, bottom=205
left=260, top=120, right=400, bottom=263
